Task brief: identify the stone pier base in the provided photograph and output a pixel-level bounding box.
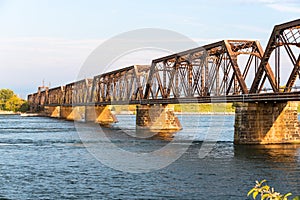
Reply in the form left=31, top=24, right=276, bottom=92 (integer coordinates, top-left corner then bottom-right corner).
left=43, top=105, right=117, bottom=126
left=60, top=106, right=85, bottom=121
left=94, top=106, right=118, bottom=126
left=57, top=105, right=117, bottom=126
left=234, top=101, right=300, bottom=144
left=44, top=106, right=60, bottom=118
left=136, top=104, right=182, bottom=132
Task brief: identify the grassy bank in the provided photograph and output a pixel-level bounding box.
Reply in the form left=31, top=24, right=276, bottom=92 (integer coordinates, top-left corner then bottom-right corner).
left=111, top=103, right=235, bottom=114
left=111, top=103, right=300, bottom=113
left=174, top=103, right=235, bottom=113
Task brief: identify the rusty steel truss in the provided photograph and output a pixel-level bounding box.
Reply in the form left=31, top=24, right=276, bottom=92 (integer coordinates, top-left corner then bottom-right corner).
left=90, top=65, right=150, bottom=103
left=251, top=19, right=300, bottom=93
left=28, top=19, right=300, bottom=110
left=143, top=40, right=274, bottom=100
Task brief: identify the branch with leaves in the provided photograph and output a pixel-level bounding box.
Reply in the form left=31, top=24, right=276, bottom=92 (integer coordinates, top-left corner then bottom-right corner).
left=248, top=180, right=299, bottom=200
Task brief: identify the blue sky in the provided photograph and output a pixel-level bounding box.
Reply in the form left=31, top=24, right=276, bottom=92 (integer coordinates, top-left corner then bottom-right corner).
left=0, top=0, right=299, bottom=98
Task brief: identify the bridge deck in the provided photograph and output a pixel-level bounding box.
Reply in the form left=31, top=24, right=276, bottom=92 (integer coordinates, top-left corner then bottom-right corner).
left=43, top=91, right=300, bottom=107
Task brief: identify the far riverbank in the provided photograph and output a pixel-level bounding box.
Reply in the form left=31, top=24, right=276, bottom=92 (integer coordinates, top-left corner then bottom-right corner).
left=0, top=110, right=19, bottom=115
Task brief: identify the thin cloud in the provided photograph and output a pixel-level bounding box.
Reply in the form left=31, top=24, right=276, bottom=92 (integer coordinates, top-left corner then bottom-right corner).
left=192, top=38, right=224, bottom=45
left=236, top=0, right=300, bottom=13
left=267, top=3, right=300, bottom=13
left=235, top=0, right=296, bottom=4
left=229, top=24, right=269, bottom=34
left=0, top=37, right=103, bottom=96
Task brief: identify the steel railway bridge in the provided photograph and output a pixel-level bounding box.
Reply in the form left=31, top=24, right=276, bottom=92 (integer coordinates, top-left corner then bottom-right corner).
left=28, top=19, right=300, bottom=144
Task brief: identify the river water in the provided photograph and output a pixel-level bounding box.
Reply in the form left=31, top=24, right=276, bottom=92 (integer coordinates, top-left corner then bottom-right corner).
left=0, top=114, right=299, bottom=199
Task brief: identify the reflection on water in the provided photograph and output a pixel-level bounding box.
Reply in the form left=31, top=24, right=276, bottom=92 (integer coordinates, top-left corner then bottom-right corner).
left=150, top=132, right=175, bottom=141
left=234, top=144, right=300, bottom=162
left=0, top=115, right=299, bottom=199
left=234, top=144, right=300, bottom=176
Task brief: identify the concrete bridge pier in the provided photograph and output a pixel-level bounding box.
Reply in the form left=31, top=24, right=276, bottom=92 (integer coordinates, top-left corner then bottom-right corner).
left=136, top=104, right=182, bottom=132
left=234, top=101, right=300, bottom=144
left=60, top=106, right=86, bottom=121
left=44, top=106, right=61, bottom=118
left=42, top=105, right=117, bottom=126
left=85, top=105, right=118, bottom=126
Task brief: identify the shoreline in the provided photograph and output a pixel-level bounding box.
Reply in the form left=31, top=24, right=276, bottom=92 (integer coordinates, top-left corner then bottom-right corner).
left=113, top=111, right=235, bottom=115
left=2, top=110, right=299, bottom=116
left=174, top=112, right=235, bottom=115
left=0, top=110, right=19, bottom=115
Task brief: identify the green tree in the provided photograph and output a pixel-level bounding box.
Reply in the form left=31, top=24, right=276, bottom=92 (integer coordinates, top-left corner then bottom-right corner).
left=0, top=88, right=29, bottom=112
left=0, top=99, right=4, bottom=110
left=5, top=95, right=25, bottom=112
left=19, top=101, right=29, bottom=113
left=0, top=89, right=14, bottom=110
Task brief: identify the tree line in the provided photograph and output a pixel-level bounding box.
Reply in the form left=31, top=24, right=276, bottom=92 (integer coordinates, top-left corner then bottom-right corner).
left=0, top=89, right=29, bottom=112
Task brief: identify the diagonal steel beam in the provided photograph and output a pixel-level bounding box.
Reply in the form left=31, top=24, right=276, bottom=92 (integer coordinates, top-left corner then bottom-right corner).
left=250, top=19, right=300, bottom=93
left=284, top=54, right=300, bottom=92
left=224, top=40, right=249, bottom=94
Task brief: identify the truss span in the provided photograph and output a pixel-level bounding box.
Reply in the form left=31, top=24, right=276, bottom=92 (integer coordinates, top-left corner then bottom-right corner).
left=28, top=19, right=300, bottom=110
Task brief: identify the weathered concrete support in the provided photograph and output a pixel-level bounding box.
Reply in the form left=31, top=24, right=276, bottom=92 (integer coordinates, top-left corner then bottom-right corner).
left=234, top=101, right=300, bottom=144
left=136, top=104, right=182, bottom=132
left=43, top=105, right=117, bottom=126
left=60, top=106, right=85, bottom=121
left=85, top=106, right=96, bottom=122
left=85, top=105, right=117, bottom=126
left=44, top=106, right=60, bottom=118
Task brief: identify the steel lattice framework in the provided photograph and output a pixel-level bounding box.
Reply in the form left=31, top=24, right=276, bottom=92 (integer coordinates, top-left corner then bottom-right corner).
left=28, top=19, right=300, bottom=110
left=48, top=86, right=65, bottom=105
left=143, top=40, right=273, bottom=100
left=251, top=19, right=300, bottom=93
left=28, top=86, right=49, bottom=111
left=89, top=65, right=150, bottom=103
